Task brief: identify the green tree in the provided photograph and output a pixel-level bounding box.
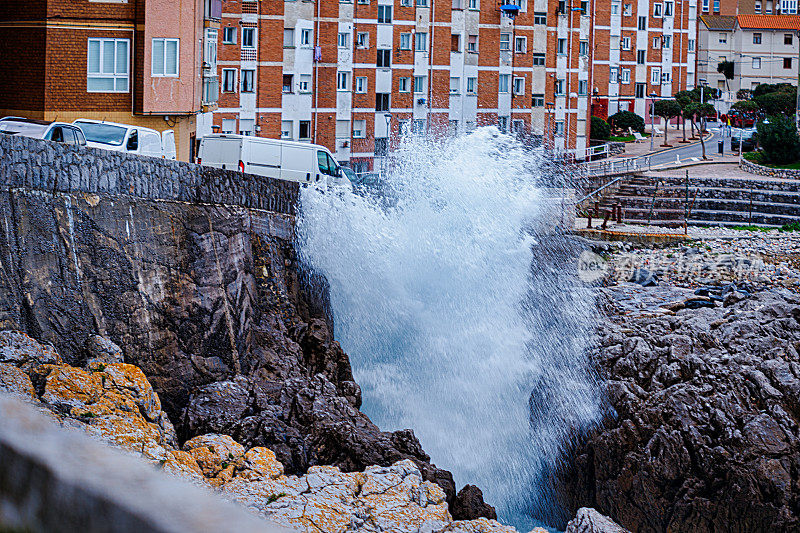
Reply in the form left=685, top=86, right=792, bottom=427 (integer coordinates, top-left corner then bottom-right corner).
left=717, top=61, right=735, bottom=91
left=653, top=99, right=682, bottom=146
left=590, top=116, right=611, bottom=140
left=684, top=102, right=716, bottom=159
left=753, top=82, right=795, bottom=98
left=757, top=115, right=800, bottom=165
left=731, top=100, right=760, bottom=113
left=675, top=90, right=697, bottom=142
left=754, top=90, right=797, bottom=115
left=608, top=111, right=645, bottom=133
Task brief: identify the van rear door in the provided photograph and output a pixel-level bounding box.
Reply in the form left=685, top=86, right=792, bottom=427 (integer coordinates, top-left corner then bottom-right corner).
left=200, top=136, right=242, bottom=170
left=162, top=130, right=176, bottom=160
left=280, top=144, right=314, bottom=183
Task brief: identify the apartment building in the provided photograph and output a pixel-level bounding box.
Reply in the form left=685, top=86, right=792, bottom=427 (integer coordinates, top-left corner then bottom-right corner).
left=590, top=0, right=697, bottom=124
left=697, top=14, right=799, bottom=112
left=0, top=0, right=216, bottom=161
left=210, top=0, right=593, bottom=170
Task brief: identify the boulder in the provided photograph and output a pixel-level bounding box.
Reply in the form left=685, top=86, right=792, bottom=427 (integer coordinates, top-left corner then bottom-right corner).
left=565, top=508, right=629, bottom=533
left=452, top=485, right=498, bottom=521
left=84, top=335, right=125, bottom=365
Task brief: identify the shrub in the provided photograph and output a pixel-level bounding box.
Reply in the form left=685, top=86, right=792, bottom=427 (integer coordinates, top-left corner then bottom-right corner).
left=731, top=100, right=760, bottom=113
left=757, top=115, right=800, bottom=165
left=608, top=111, right=645, bottom=133
left=754, top=90, right=797, bottom=115
left=590, top=116, right=611, bottom=140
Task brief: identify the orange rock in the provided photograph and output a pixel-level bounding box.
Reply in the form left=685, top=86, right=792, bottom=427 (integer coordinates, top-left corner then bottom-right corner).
left=0, top=362, right=37, bottom=400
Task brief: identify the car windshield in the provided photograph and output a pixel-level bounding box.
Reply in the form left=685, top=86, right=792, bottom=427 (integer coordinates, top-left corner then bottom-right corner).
left=0, top=121, right=49, bottom=138
left=75, top=122, right=127, bottom=146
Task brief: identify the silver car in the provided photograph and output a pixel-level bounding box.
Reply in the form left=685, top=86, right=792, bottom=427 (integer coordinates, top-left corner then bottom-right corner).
left=0, top=117, right=86, bottom=146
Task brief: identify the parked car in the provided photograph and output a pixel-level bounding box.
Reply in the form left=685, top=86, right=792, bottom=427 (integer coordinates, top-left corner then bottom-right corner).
left=731, top=129, right=758, bottom=152
left=197, top=134, right=350, bottom=189
left=72, top=119, right=176, bottom=160
left=0, top=117, right=86, bottom=146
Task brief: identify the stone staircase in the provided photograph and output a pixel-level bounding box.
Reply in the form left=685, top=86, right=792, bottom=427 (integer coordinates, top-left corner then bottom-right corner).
left=592, top=173, right=800, bottom=227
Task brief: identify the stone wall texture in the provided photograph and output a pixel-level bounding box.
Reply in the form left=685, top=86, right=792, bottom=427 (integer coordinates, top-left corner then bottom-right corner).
left=741, top=159, right=800, bottom=180
left=0, top=134, right=298, bottom=215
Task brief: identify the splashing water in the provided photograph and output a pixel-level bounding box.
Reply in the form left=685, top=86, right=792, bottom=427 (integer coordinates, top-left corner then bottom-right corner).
left=296, top=128, right=603, bottom=529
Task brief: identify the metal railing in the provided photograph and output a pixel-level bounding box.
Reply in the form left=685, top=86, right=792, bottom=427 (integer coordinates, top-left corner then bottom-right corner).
left=573, top=154, right=652, bottom=178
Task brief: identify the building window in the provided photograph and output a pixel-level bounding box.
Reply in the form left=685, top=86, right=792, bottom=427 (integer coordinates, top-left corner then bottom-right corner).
left=223, top=27, right=237, bottom=44
left=635, top=82, right=646, bottom=98
left=468, top=0, right=478, bottom=7
left=785, top=33, right=793, bottom=45
left=284, top=29, right=295, bottom=48
left=664, top=1, right=673, bottom=15
left=557, top=38, right=566, bottom=54
left=610, top=66, right=618, bottom=82
left=650, top=67, right=661, bottom=85
left=578, top=80, right=587, bottom=95
left=415, top=32, right=428, bottom=51
left=533, top=52, right=545, bottom=66
left=497, top=116, right=508, bottom=133
left=298, top=121, right=311, bottom=140
left=784, top=57, right=793, bottom=69
left=621, top=68, right=630, bottom=83
left=450, top=76, right=460, bottom=94
left=416, top=0, right=428, bottom=5
left=781, top=0, right=797, bottom=12
left=152, top=38, right=179, bottom=77
left=203, top=77, right=219, bottom=105
left=579, top=40, right=588, bottom=56
left=239, top=119, right=255, bottom=136
left=661, top=71, right=671, bottom=83
left=653, top=2, right=662, bottom=16
left=376, top=92, right=390, bottom=111
left=499, top=74, right=510, bottom=93
left=451, top=34, right=461, bottom=51
left=466, top=77, right=477, bottom=94
left=87, top=38, right=129, bottom=92
left=534, top=11, right=547, bottom=23
left=500, top=33, right=511, bottom=51
left=702, top=0, right=709, bottom=10
left=718, top=32, right=727, bottom=43
left=281, top=121, right=292, bottom=139
left=622, top=36, right=631, bottom=50
left=623, top=3, right=632, bottom=15
left=242, top=27, right=256, bottom=48
left=222, top=68, right=237, bottom=92
left=688, top=39, right=695, bottom=51
left=356, top=32, right=369, bottom=48
left=611, top=1, right=620, bottom=14
left=377, top=5, right=392, bottom=22
left=652, top=37, right=660, bottom=49
left=414, top=75, right=425, bottom=93
left=638, top=16, right=646, bottom=30
left=555, top=121, right=564, bottom=136
left=755, top=0, right=762, bottom=10
left=377, top=49, right=391, bottom=67
left=663, top=35, right=671, bottom=48
left=513, top=76, right=525, bottom=95
left=355, top=76, right=367, bottom=93
left=554, top=79, right=564, bottom=95
left=353, top=120, right=366, bottom=138
left=338, top=32, right=349, bottom=47
left=221, top=119, right=236, bottom=134
left=400, top=33, right=412, bottom=50
left=467, top=35, right=478, bottom=52
left=532, top=93, right=544, bottom=106
left=282, top=74, right=293, bottom=93
left=300, top=29, right=312, bottom=46
left=335, top=120, right=350, bottom=139
left=398, top=77, right=410, bottom=92
left=337, top=72, right=349, bottom=91
left=241, top=69, right=255, bottom=92
left=637, top=50, right=645, bottom=64
left=753, top=33, right=762, bottom=44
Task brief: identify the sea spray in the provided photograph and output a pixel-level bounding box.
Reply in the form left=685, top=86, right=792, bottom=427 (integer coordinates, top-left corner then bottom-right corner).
left=296, top=128, right=603, bottom=528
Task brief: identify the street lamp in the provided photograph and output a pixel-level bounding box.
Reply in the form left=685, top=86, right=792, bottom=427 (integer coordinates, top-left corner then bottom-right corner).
left=649, top=92, right=657, bottom=152
left=545, top=102, right=555, bottom=151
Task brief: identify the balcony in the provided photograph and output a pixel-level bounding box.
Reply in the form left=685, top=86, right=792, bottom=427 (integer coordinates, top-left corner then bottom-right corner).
left=204, top=0, right=222, bottom=21
left=242, top=0, right=258, bottom=14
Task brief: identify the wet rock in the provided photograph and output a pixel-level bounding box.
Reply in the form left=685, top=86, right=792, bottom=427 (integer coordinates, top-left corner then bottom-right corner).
left=560, top=290, right=800, bottom=532
left=452, top=485, right=498, bottom=521
left=628, top=268, right=658, bottom=286
left=565, top=508, right=629, bottom=533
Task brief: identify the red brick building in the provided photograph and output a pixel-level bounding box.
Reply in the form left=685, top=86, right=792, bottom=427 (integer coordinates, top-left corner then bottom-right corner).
left=0, top=0, right=213, bottom=161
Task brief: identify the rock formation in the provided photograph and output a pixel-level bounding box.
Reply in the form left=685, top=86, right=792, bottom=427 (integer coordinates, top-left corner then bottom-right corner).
left=561, top=288, right=800, bottom=531
left=0, top=330, right=509, bottom=533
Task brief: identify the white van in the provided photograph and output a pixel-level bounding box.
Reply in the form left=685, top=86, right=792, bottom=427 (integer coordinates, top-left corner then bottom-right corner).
left=73, top=119, right=176, bottom=160
left=197, top=134, right=349, bottom=188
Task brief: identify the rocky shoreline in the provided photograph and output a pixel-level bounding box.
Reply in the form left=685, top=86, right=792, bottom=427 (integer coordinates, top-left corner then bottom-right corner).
left=561, top=231, right=800, bottom=531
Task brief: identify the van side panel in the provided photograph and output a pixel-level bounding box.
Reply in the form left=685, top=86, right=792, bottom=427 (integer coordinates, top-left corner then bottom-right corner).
left=244, top=139, right=281, bottom=180
left=162, top=131, right=177, bottom=160
left=200, top=137, right=242, bottom=170
left=280, top=145, right=314, bottom=184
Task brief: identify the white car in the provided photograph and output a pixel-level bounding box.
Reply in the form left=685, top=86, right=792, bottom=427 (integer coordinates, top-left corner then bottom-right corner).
left=197, top=134, right=351, bottom=189
left=0, top=117, right=87, bottom=146
left=72, top=119, right=176, bottom=160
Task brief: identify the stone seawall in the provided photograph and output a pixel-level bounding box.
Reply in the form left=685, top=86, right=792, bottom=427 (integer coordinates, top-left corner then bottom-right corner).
left=741, top=158, right=800, bottom=179
left=0, top=134, right=297, bottom=215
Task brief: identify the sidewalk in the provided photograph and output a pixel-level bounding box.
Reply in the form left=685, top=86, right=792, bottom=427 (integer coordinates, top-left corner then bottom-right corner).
left=608, top=121, right=716, bottom=160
